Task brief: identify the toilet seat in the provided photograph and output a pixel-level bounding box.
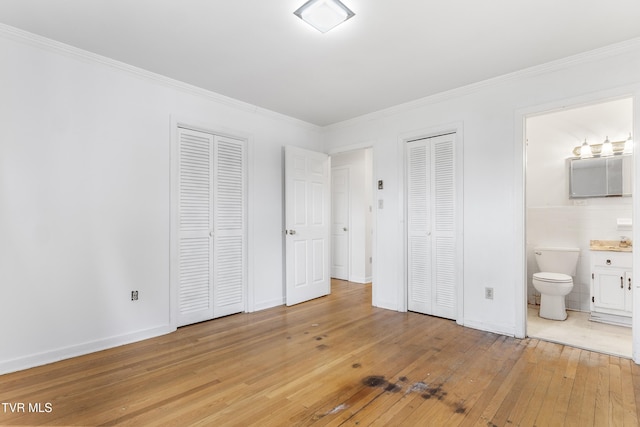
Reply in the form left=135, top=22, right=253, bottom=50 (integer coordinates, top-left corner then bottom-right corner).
left=533, top=272, right=572, bottom=283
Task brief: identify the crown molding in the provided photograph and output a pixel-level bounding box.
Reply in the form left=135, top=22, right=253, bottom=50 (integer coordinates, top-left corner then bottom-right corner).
left=325, top=37, right=640, bottom=132
left=3, top=22, right=638, bottom=134
left=0, top=23, right=321, bottom=132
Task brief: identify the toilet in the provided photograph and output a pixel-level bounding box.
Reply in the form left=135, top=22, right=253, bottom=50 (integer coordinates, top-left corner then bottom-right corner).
left=532, top=247, right=580, bottom=321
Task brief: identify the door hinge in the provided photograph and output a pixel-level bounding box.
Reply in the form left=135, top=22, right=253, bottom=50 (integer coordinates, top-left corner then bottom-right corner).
left=592, top=296, right=595, bottom=303
left=592, top=273, right=594, bottom=280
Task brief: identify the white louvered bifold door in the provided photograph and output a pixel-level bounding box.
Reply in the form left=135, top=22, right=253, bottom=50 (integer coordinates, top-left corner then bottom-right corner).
left=431, top=136, right=456, bottom=319
left=407, top=140, right=432, bottom=314
left=212, top=136, right=246, bottom=318
left=176, top=129, right=246, bottom=327
left=407, top=133, right=456, bottom=320
left=177, top=128, right=215, bottom=326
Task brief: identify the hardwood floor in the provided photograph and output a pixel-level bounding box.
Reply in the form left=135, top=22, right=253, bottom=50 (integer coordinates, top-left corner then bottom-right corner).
left=2, top=280, right=640, bottom=426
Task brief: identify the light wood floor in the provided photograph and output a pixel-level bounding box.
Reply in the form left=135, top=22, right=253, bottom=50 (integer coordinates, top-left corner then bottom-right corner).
left=2, top=280, right=640, bottom=426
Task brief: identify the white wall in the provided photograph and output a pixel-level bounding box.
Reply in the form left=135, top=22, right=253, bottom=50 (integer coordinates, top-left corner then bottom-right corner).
left=526, top=99, right=633, bottom=312
left=4, top=26, right=640, bottom=374
left=323, top=39, right=640, bottom=337
left=364, top=148, right=373, bottom=282
left=0, top=28, right=322, bottom=374
left=331, top=149, right=373, bottom=283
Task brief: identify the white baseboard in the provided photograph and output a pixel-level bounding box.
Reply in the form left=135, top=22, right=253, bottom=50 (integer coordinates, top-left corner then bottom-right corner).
left=462, top=319, right=516, bottom=337
left=254, top=297, right=285, bottom=312
left=348, top=275, right=372, bottom=284
left=0, top=325, right=175, bottom=375
left=372, top=298, right=398, bottom=311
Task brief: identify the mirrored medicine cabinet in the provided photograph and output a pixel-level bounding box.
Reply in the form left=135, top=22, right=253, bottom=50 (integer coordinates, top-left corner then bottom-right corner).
left=568, top=155, right=632, bottom=198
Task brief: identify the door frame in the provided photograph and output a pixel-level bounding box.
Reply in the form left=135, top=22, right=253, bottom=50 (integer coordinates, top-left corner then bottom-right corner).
left=514, top=88, right=639, bottom=364
left=169, top=115, right=254, bottom=329
left=328, top=142, right=375, bottom=299
left=397, top=122, right=464, bottom=324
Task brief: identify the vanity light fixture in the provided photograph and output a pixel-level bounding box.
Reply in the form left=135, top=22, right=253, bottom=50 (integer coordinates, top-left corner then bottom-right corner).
left=624, top=132, right=634, bottom=154
left=572, top=135, right=631, bottom=157
left=579, top=139, right=593, bottom=159
left=600, top=136, right=614, bottom=157
left=294, top=0, right=355, bottom=33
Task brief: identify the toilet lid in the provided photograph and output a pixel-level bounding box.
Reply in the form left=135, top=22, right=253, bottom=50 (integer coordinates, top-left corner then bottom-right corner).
left=533, top=272, right=572, bottom=283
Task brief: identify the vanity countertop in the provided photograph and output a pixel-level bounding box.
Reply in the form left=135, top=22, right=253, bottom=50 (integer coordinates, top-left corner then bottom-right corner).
left=590, top=239, right=632, bottom=252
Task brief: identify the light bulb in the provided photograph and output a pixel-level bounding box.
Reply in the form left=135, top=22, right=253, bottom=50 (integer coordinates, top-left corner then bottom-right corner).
left=580, top=139, right=592, bottom=159
left=601, top=136, right=613, bottom=157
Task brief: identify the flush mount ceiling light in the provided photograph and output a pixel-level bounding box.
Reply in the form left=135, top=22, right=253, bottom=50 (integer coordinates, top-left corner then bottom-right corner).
left=294, top=0, right=355, bottom=33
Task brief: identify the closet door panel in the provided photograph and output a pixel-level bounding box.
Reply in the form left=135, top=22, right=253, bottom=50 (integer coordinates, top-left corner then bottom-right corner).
left=177, top=129, right=214, bottom=326
left=213, top=136, right=246, bottom=318
left=432, top=137, right=456, bottom=319
left=407, top=141, right=432, bottom=313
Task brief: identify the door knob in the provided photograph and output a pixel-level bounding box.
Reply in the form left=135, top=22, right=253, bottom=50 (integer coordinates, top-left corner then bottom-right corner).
left=288, top=229, right=296, bottom=235
left=209, top=231, right=214, bottom=237
left=343, top=227, right=348, bottom=231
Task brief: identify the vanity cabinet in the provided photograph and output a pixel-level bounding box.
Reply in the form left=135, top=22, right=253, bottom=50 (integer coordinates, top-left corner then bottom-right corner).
left=591, top=251, right=632, bottom=320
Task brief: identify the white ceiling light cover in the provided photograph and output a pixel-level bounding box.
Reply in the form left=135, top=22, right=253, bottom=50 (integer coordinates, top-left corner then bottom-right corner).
left=294, top=0, right=355, bottom=33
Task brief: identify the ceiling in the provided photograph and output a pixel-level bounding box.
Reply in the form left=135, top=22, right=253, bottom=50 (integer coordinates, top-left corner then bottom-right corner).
left=1, top=1, right=640, bottom=126
left=528, top=98, right=633, bottom=147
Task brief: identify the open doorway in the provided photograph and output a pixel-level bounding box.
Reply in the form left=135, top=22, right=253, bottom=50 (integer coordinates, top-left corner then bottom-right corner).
left=330, top=148, right=373, bottom=285
left=524, top=97, right=633, bottom=357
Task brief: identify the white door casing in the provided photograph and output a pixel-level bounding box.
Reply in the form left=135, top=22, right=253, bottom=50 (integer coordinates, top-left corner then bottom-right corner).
left=331, top=167, right=349, bottom=280
left=407, top=133, right=457, bottom=320
left=285, top=146, right=331, bottom=306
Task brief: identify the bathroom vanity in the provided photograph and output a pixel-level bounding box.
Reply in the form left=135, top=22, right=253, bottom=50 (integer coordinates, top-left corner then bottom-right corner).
left=590, top=240, right=632, bottom=327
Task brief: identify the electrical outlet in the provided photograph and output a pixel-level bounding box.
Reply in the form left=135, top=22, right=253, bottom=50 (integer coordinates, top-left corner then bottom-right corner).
left=131, top=290, right=139, bottom=301
left=485, top=287, right=494, bottom=300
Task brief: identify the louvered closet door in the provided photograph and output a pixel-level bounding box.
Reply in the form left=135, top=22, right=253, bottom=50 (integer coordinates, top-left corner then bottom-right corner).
left=407, top=133, right=456, bottom=320
left=177, top=129, right=246, bottom=327
left=407, top=140, right=431, bottom=314
left=177, top=128, right=215, bottom=326
left=212, top=136, right=246, bottom=318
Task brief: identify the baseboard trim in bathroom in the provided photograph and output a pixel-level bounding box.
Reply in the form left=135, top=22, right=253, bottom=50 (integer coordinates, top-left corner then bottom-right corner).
left=588, top=311, right=632, bottom=328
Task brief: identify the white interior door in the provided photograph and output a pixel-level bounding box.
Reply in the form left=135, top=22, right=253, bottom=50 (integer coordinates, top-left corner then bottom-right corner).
left=175, top=128, right=246, bottom=327
left=177, top=128, right=215, bottom=326
left=407, top=133, right=457, bottom=320
left=285, top=146, right=330, bottom=306
left=331, top=167, right=349, bottom=280
left=212, top=135, right=246, bottom=318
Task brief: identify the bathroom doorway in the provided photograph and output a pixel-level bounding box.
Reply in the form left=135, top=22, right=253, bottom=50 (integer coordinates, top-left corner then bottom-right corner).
left=524, top=97, right=633, bottom=358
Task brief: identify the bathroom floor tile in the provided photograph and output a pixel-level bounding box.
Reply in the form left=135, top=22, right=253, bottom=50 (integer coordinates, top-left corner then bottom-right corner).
left=527, top=306, right=632, bottom=358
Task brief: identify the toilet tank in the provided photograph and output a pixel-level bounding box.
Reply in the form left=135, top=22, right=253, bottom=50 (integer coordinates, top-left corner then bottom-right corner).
left=534, top=247, right=580, bottom=276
